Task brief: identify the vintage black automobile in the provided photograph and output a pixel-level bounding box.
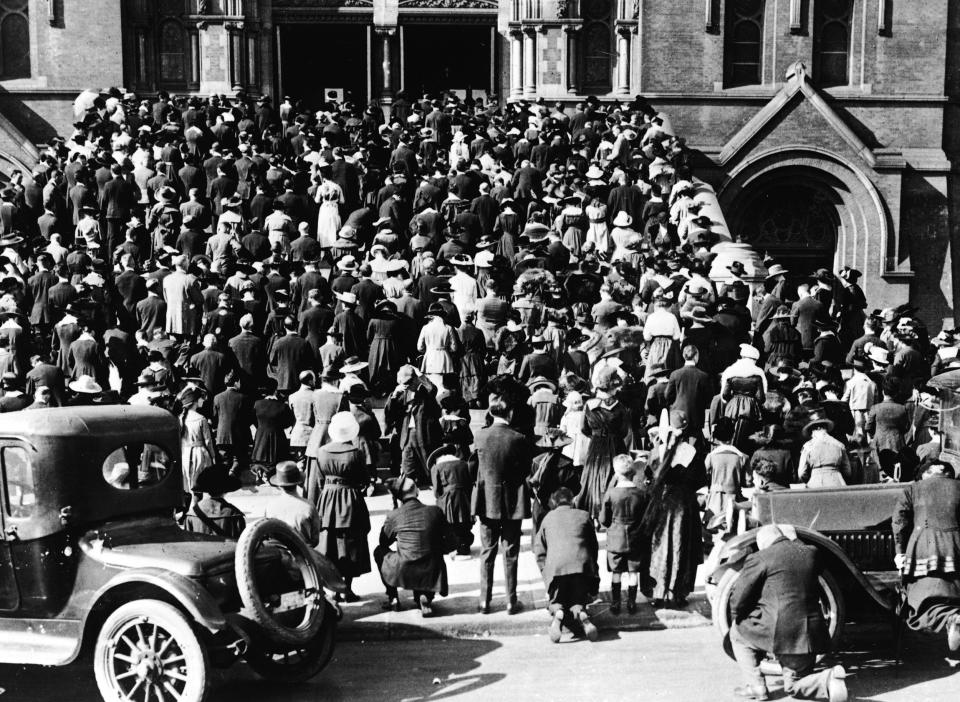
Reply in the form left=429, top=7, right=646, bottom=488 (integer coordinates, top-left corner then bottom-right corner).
left=707, top=482, right=904, bottom=656
left=0, top=406, right=339, bottom=702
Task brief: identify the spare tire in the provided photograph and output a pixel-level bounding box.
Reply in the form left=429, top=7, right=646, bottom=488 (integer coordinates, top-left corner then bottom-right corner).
left=235, top=518, right=325, bottom=646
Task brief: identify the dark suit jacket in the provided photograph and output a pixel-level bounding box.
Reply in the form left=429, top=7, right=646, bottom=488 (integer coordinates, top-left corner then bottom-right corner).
left=101, top=176, right=138, bottom=220
left=27, top=270, right=58, bottom=324
left=666, top=364, right=714, bottom=430
left=791, top=296, right=826, bottom=350
left=229, top=331, right=267, bottom=385
left=213, top=387, right=253, bottom=448
left=25, top=363, right=66, bottom=406
left=268, top=333, right=314, bottom=392
left=469, top=422, right=532, bottom=521
left=730, top=537, right=830, bottom=655
left=533, top=504, right=599, bottom=591
left=378, top=498, right=450, bottom=595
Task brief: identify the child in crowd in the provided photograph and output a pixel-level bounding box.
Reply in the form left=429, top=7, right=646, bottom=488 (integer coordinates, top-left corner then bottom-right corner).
left=599, top=454, right=649, bottom=614
left=704, top=417, right=747, bottom=535
left=559, top=390, right=590, bottom=469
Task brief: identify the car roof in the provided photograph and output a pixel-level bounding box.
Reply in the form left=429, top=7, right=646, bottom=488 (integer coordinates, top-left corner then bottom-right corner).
left=0, top=405, right=176, bottom=438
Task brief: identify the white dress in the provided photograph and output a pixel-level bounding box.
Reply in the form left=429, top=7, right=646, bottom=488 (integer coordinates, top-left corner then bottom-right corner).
left=315, top=180, right=344, bottom=249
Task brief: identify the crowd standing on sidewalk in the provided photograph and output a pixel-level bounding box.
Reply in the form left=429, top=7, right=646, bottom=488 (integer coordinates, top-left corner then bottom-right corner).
left=0, top=86, right=958, bottom=697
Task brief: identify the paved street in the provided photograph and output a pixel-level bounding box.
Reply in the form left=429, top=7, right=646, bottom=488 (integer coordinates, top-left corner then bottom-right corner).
left=2, top=624, right=958, bottom=701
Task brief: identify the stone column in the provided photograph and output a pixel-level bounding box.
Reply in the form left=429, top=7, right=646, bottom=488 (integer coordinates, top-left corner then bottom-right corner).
left=509, top=29, right=523, bottom=101
left=615, top=26, right=630, bottom=96
left=376, top=27, right=396, bottom=119
left=226, top=22, right=245, bottom=93
left=563, top=25, right=579, bottom=94
left=522, top=27, right=537, bottom=98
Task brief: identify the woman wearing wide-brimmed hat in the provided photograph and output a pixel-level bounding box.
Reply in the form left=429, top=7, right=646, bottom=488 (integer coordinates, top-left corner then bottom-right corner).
left=761, top=304, right=802, bottom=372
left=179, top=386, right=217, bottom=495
left=309, top=410, right=371, bottom=601
left=797, top=410, right=851, bottom=488
left=576, top=366, right=634, bottom=523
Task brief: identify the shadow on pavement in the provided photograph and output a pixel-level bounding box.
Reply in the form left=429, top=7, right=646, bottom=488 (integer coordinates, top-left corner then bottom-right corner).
left=213, top=633, right=504, bottom=701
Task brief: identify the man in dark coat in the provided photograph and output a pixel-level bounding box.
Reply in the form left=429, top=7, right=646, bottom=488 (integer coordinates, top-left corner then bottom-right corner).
left=534, top=487, right=600, bottom=643
left=666, top=345, right=714, bottom=432
left=27, top=253, right=58, bottom=333
left=213, top=372, right=254, bottom=476
left=469, top=396, right=532, bottom=614
left=25, top=353, right=66, bottom=406
left=189, top=333, right=231, bottom=397
left=374, top=477, right=451, bottom=615
left=268, top=318, right=314, bottom=393
left=729, top=524, right=848, bottom=701
left=228, top=315, right=267, bottom=388
left=384, top=366, right=442, bottom=485
left=183, top=467, right=246, bottom=539
left=101, top=163, right=139, bottom=253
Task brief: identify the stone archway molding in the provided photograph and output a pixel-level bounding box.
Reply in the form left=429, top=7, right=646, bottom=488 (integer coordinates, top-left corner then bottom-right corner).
left=717, top=144, right=890, bottom=278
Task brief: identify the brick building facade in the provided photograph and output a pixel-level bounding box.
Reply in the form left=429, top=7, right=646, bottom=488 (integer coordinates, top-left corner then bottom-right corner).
left=0, top=0, right=956, bottom=327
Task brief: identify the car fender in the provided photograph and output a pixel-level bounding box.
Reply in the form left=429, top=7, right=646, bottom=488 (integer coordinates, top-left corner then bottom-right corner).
left=708, top=525, right=893, bottom=612
left=87, top=567, right=228, bottom=634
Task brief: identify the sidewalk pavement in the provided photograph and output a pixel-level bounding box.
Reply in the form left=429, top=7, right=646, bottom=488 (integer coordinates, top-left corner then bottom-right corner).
left=227, top=484, right=713, bottom=642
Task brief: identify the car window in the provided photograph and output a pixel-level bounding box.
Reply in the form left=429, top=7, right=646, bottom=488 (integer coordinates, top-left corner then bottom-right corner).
left=3, top=446, right=35, bottom=519
left=102, top=443, right=174, bottom=490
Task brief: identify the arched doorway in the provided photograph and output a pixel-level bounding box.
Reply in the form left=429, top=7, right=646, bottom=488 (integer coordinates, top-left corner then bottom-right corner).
left=724, top=164, right=850, bottom=282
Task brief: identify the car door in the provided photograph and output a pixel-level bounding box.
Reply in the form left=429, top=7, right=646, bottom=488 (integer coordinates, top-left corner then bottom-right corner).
left=0, top=443, right=32, bottom=612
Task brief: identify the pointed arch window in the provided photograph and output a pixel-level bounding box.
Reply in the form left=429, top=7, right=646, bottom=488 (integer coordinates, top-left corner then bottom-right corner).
left=0, top=0, right=29, bottom=79
left=724, top=0, right=764, bottom=88
left=579, top=0, right=613, bottom=94
left=814, top=0, right=852, bottom=88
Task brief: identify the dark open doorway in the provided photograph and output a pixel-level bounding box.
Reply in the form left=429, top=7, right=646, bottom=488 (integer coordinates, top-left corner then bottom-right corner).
left=278, top=24, right=367, bottom=109
left=402, top=25, right=491, bottom=97
left=734, top=180, right=840, bottom=281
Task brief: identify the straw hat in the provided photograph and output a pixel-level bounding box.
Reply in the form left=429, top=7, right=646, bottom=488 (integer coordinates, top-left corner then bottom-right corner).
left=611, top=211, right=633, bottom=228
left=69, top=375, right=102, bottom=394
left=328, top=411, right=360, bottom=443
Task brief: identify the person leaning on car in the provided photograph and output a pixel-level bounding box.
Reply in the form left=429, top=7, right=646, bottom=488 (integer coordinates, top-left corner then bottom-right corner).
left=183, top=466, right=246, bottom=539
left=728, top=524, right=849, bottom=702
left=892, top=459, right=960, bottom=651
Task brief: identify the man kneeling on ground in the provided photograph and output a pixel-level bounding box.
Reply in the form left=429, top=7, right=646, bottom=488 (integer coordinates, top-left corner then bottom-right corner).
left=533, top=487, right=600, bottom=643
left=729, top=524, right=849, bottom=701
left=375, top=476, right=452, bottom=615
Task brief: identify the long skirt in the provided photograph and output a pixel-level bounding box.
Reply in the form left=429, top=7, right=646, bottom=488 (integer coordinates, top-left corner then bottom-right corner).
left=317, top=201, right=341, bottom=249
left=645, top=337, right=681, bottom=380
left=646, top=487, right=703, bottom=602
left=460, top=352, right=486, bottom=403
left=575, top=435, right=620, bottom=519
left=905, top=574, right=960, bottom=632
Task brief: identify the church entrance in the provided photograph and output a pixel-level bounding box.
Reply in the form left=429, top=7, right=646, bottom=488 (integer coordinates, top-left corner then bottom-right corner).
left=731, top=178, right=840, bottom=281
left=401, top=24, right=493, bottom=100
left=277, top=24, right=368, bottom=109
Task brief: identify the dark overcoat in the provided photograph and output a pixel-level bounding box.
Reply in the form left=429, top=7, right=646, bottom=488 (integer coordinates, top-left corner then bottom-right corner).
left=469, top=423, right=532, bottom=521
left=377, top=498, right=450, bottom=596
left=533, top=504, right=600, bottom=592
left=730, top=537, right=831, bottom=655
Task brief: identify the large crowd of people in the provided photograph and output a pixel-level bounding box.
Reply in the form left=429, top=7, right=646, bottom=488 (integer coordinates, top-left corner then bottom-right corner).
left=1, top=86, right=958, bottom=699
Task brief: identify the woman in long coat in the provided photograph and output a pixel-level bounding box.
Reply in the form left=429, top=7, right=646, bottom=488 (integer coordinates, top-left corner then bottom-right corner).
left=642, top=413, right=706, bottom=607
left=576, top=368, right=633, bottom=522
left=367, top=299, right=404, bottom=395
left=458, top=311, right=487, bottom=406
left=305, top=368, right=348, bottom=463
left=417, top=304, right=461, bottom=388
left=179, top=389, right=216, bottom=494
left=309, top=411, right=371, bottom=601
left=251, top=380, right=295, bottom=479
left=892, top=460, right=960, bottom=649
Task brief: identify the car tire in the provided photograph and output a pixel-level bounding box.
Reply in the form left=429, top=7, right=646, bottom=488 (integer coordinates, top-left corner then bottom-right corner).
left=713, top=567, right=846, bottom=662
left=244, top=602, right=338, bottom=683
left=94, top=599, right=209, bottom=702
left=235, top=518, right=325, bottom=647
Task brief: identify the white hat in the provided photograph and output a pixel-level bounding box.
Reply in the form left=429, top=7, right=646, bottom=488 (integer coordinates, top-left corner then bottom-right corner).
left=612, top=211, right=633, bottom=228
left=328, top=411, right=360, bottom=443
left=739, top=344, right=760, bottom=361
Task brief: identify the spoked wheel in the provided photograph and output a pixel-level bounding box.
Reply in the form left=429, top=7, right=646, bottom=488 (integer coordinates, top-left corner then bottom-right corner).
left=244, top=603, right=338, bottom=683
left=94, top=599, right=209, bottom=702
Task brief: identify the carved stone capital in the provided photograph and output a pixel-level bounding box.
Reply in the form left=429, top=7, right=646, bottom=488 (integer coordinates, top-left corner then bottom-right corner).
left=562, top=24, right=580, bottom=35
left=374, top=26, right=397, bottom=37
